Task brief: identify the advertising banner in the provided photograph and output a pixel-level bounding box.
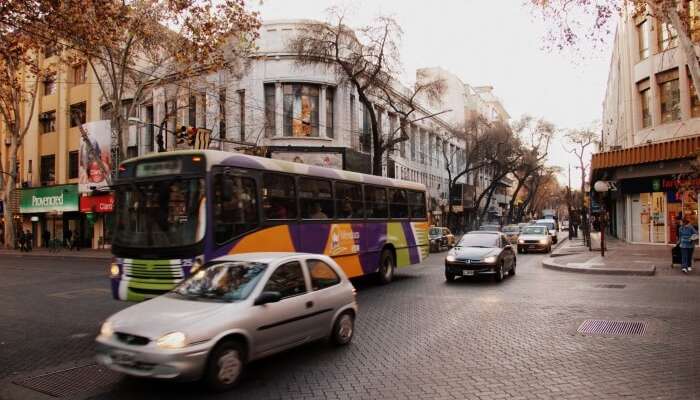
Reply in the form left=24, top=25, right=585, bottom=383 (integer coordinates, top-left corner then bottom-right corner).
left=79, top=120, right=112, bottom=193
left=20, top=185, right=79, bottom=213
left=271, top=151, right=343, bottom=170
left=79, top=194, right=115, bottom=213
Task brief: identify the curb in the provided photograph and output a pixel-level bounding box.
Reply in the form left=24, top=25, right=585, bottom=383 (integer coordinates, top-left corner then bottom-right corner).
left=0, top=253, right=111, bottom=262
left=541, top=257, right=656, bottom=276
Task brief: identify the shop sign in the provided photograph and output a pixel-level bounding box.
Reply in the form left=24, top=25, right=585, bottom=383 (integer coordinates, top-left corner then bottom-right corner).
left=662, top=177, right=700, bottom=190
left=20, top=185, right=79, bottom=213
left=80, top=194, right=114, bottom=213
left=652, top=178, right=661, bottom=192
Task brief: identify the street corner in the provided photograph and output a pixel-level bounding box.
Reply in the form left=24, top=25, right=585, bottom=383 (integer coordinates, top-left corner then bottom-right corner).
left=542, top=254, right=656, bottom=276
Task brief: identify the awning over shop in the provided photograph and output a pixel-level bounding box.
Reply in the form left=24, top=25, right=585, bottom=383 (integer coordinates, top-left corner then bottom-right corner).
left=592, top=135, right=700, bottom=170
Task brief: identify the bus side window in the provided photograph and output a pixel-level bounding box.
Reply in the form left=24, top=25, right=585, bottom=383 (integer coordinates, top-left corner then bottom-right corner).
left=214, top=173, right=259, bottom=244
left=299, top=178, right=334, bottom=219
left=364, top=186, right=388, bottom=219
left=389, top=189, right=409, bottom=219
left=335, top=182, right=363, bottom=219
left=408, top=191, right=427, bottom=219
left=263, top=173, right=297, bottom=220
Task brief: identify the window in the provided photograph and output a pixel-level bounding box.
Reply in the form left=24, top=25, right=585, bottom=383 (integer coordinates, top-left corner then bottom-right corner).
left=284, top=83, right=319, bottom=137
left=361, top=103, right=371, bottom=153
left=213, top=172, right=259, bottom=244
left=188, top=95, right=197, bottom=127
left=43, top=75, right=56, bottom=96
left=637, top=19, right=650, bottom=60
left=326, top=87, right=334, bottom=138
left=308, top=259, right=340, bottom=290
left=219, top=89, right=227, bottom=140
left=263, top=173, right=297, bottom=220
left=637, top=79, right=652, bottom=128
left=691, top=0, right=700, bottom=41
left=689, top=71, right=700, bottom=118
left=68, top=151, right=79, bottom=179
left=350, top=94, right=357, bottom=146
left=127, top=146, right=138, bottom=159
left=408, top=190, right=427, bottom=219
left=410, top=125, right=416, bottom=160
left=263, top=261, right=307, bottom=299
left=39, top=111, right=56, bottom=134
left=658, top=20, right=678, bottom=51
left=399, top=120, right=407, bottom=158
left=658, top=70, right=680, bottom=123
left=389, top=189, right=409, bottom=219
left=335, top=182, right=363, bottom=219
left=144, top=105, right=154, bottom=152
left=299, top=178, right=333, bottom=219
left=238, top=90, right=246, bottom=141
left=72, top=63, right=87, bottom=86
left=40, top=155, right=55, bottom=185
left=69, top=102, right=86, bottom=127
left=365, top=186, right=388, bottom=218
left=264, top=84, right=275, bottom=137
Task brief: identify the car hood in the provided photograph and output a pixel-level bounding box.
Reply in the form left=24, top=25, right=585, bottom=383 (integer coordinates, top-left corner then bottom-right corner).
left=519, top=234, right=548, bottom=241
left=106, top=295, right=237, bottom=340
left=450, top=247, right=500, bottom=260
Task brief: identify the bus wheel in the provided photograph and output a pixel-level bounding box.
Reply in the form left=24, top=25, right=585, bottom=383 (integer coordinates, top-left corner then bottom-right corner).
left=377, top=249, right=395, bottom=285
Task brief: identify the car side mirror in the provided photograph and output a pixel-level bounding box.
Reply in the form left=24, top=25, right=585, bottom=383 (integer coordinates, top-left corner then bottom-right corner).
left=254, top=291, right=282, bottom=306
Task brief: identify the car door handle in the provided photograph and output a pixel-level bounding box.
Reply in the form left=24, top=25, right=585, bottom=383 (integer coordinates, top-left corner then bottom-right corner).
left=306, top=301, right=314, bottom=308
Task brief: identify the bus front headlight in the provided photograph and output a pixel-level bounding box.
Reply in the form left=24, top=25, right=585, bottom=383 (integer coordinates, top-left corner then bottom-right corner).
left=157, top=332, right=187, bottom=349
left=109, top=263, right=120, bottom=278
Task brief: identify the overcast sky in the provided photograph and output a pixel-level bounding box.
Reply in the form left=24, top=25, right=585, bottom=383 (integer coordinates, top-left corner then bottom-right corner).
left=250, top=0, right=614, bottom=187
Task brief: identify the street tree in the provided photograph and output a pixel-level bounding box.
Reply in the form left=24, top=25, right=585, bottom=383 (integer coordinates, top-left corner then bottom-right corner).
left=288, top=8, right=447, bottom=176
left=565, top=126, right=599, bottom=246
left=528, top=0, right=700, bottom=105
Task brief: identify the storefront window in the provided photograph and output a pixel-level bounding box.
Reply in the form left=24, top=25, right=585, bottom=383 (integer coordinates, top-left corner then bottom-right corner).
left=668, top=189, right=699, bottom=243
left=283, top=83, right=319, bottom=137
left=632, top=192, right=665, bottom=243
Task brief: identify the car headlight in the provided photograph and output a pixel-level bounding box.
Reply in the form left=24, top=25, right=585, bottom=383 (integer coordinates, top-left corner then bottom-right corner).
left=100, top=321, right=114, bottom=338
left=539, top=238, right=548, bottom=244
left=156, top=332, right=187, bottom=349
left=483, top=256, right=497, bottom=264
left=445, top=254, right=456, bottom=262
left=518, top=239, right=524, bottom=244
left=109, top=263, right=120, bottom=278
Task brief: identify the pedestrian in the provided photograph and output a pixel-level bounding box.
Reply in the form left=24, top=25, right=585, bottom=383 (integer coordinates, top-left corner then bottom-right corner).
left=678, top=218, right=698, bottom=274
left=43, top=230, right=50, bottom=248
left=65, top=229, right=72, bottom=249
left=25, top=230, right=33, bottom=252
left=18, top=230, right=25, bottom=252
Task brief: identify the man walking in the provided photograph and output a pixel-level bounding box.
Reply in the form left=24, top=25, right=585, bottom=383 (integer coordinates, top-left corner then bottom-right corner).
left=678, top=218, right=698, bottom=274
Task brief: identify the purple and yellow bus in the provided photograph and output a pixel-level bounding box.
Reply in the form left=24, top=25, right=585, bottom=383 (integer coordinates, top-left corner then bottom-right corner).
left=109, top=150, right=429, bottom=301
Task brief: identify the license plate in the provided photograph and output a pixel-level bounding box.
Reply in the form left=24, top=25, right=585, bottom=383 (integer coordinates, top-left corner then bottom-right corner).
left=462, top=270, right=474, bottom=276
left=112, top=351, right=136, bottom=366
left=528, top=245, right=537, bottom=249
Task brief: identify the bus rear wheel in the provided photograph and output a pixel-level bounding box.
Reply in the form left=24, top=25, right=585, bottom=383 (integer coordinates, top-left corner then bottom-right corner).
left=377, top=249, right=395, bottom=285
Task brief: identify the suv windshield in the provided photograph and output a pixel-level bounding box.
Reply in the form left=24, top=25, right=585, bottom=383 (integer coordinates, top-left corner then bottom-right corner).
left=458, top=234, right=499, bottom=248
left=114, top=178, right=205, bottom=248
left=521, top=226, right=547, bottom=235
left=535, top=222, right=555, bottom=230
left=173, top=261, right=267, bottom=302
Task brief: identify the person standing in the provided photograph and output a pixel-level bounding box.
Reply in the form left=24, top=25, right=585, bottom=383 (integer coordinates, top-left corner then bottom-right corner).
left=65, top=229, right=73, bottom=249
left=18, top=230, right=25, bottom=252
left=678, top=218, right=698, bottom=273
left=25, top=230, right=33, bottom=252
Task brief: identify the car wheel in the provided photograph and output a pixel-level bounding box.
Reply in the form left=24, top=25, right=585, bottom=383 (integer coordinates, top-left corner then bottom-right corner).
left=377, top=249, right=395, bottom=285
left=546, top=245, right=552, bottom=253
left=445, top=271, right=456, bottom=282
left=509, top=259, right=516, bottom=276
left=204, top=340, right=245, bottom=392
left=522, top=248, right=527, bottom=254
left=330, top=311, right=355, bottom=346
left=495, top=262, right=505, bottom=282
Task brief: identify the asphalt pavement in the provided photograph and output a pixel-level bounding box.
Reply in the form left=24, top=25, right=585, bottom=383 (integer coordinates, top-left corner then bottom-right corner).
left=1, top=240, right=699, bottom=400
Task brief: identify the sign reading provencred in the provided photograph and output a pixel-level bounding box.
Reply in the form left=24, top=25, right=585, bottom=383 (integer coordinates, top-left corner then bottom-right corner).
left=20, top=185, right=79, bottom=213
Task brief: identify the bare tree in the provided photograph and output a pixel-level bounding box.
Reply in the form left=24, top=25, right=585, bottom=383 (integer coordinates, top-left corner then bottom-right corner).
left=565, top=126, right=598, bottom=246
left=288, top=8, right=447, bottom=175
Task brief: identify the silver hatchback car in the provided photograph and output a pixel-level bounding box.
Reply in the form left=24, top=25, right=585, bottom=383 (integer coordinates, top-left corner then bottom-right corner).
left=96, top=253, right=358, bottom=391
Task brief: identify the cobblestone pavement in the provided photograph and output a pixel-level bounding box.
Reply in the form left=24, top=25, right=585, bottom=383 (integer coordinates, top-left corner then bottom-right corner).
left=1, top=247, right=700, bottom=400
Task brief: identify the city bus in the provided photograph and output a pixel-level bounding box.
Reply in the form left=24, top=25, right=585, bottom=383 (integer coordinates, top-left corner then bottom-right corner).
left=110, top=150, right=429, bottom=301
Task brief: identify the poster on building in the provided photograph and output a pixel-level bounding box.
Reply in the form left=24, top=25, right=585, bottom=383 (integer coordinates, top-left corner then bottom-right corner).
left=79, top=120, right=112, bottom=193
left=271, top=151, right=343, bottom=170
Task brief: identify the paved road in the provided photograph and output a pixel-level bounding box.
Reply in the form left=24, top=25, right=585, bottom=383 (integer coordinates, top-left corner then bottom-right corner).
left=1, top=245, right=699, bottom=400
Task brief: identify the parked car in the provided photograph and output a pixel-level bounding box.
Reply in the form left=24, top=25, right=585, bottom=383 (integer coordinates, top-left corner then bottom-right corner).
left=502, top=224, right=521, bottom=244
left=534, top=219, right=558, bottom=244
left=96, top=253, right=358, bottom=391
left=478, top=224, right=501, bottom=232
left=444, top=231, right=516, bottom=282
left=517, top=225, right=552, bottom=253
left=429, top=226, right=448, bottom=252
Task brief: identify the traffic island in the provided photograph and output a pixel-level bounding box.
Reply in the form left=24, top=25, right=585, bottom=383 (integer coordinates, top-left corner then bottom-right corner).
left=542, top=255, right=656, bottom=276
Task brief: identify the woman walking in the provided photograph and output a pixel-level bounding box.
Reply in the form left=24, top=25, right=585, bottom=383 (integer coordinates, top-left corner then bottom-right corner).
left=678, top=218, right=698, bottom=274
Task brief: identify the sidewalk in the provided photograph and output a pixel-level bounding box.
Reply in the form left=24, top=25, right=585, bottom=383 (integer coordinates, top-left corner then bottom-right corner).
left=0, top=247, right=112, bottom=260
left=541, top=232, right=684, bottom=276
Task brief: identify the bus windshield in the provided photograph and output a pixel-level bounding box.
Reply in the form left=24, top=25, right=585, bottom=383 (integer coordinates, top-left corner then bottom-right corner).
left=114, top=178, right=205, bottom=248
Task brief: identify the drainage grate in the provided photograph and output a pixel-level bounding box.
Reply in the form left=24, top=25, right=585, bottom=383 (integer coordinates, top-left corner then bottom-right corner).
left=12, top=363, right=121, bottom=398
left=577, top=319, right=646, bottom=336
left=595, top=284, right=626, bottom=289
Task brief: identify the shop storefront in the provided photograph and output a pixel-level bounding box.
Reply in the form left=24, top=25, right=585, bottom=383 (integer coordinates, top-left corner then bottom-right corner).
left=20, top=185, right=80, bottom=248
left=80, top=193, right=114, bottom=249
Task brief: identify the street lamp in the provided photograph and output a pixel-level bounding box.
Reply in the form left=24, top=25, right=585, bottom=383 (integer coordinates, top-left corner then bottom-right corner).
left=593, top=180, right=612, bottom=257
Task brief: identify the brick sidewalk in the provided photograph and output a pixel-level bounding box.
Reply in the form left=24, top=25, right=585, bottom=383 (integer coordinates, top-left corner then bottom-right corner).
left=544, top=233, right=700, bottom=276
left=0, top=248, right=112, bottom=260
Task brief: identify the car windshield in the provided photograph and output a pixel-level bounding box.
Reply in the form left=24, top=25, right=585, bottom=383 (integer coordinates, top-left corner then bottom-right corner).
left=429, top=227, right=442, bottom=236
left=479, top=225, right=500, bottom=231
left=172, top=261, right=267, bottom=302
left=521, top=226, right=547, bottom=235
left=536, top=222, right=555, bottom=230
left=457, top=234, right=499, bottom=248
left=503, top=226, right=519, bottom=233
left=114, top=178, right=205, bottom=248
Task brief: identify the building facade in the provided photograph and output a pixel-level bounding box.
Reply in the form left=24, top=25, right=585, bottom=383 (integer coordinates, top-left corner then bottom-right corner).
left=596, top=4, right=700, bottom=244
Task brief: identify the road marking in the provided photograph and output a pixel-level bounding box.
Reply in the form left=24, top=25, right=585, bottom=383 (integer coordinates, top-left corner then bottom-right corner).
left=69, top=333, right=89, bottom=339
left=48, top=288, right=110, bottom=299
